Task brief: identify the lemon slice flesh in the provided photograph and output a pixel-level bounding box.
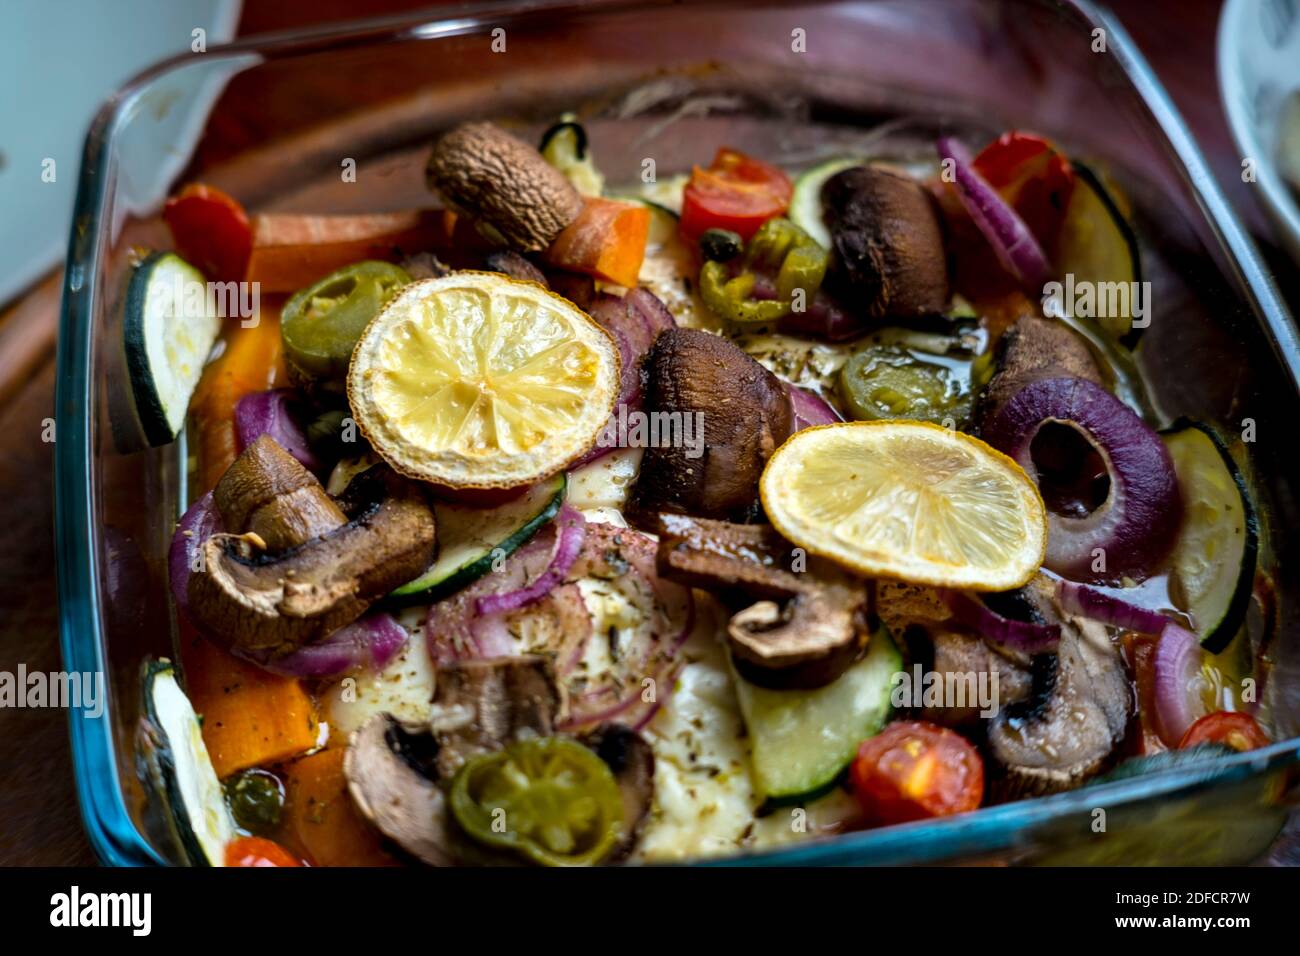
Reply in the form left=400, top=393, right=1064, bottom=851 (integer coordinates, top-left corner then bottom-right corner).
left=347, top=273, right=620, bottom=489
left=760, top=421, right=1047, bottom=591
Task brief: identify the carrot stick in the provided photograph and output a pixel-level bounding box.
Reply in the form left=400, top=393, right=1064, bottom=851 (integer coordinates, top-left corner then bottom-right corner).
left=244, top=210, right=446, bottom=292
left=178, top=624, right=320, bottom=780
left=190, top=299, right=288, bottom=492
left=280, top=748, right=397, bottom=867
left=542, top=198, right=650, bottom=289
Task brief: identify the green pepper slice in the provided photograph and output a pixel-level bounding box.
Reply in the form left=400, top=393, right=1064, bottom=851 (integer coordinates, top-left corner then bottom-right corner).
left=281, top=261, right=410, bottom=389
left=699, top=218, right=828, bottom=325
left=838, top=345, right=970, bottom=425
left=449, top=737, right=623, bottom=867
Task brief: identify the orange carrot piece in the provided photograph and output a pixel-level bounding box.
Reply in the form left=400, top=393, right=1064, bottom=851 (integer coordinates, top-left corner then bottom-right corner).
left=178, top=625, right=320, bottom=780
left=542, top=198, right=650, bottom=289
left=281, top=748, right=398, bottom=867
left=190, top=299, right=288, bottom=491
left=244, top=210, right=445, bottom=292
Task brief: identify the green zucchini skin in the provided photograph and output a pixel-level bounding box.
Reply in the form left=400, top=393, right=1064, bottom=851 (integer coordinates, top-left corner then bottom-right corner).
left=139, top=659, right=234, bottom=867
left=389, top=474, right=566, bottom=603
left=1061, top=162, right=1145, bottom=349
left=124, top=251, right=221, bottom=447
left=734, top=625, right=901, bottom=808
left=1161, top=419, right=1259, bottom=653
left=790, top=157, right=866, bottom=249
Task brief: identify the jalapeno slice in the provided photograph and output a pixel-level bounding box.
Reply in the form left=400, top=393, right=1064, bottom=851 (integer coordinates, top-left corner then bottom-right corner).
left=838, top=345, right=970, bottom=425
left=699, top=218, right=829, bottom=325
left=281, top=261, right=410, bottom=388
left=449, top=737, right=623, bottom=867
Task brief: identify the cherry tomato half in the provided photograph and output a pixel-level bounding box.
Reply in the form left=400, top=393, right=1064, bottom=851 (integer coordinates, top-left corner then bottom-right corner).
left=163, top=182, right=253, bottom=283
left=1179, top=712, right=1269, bottom=752
left=679, top=148, right=793, bottom=245
left=224, top=835, right=304, bottom=867
left=851, top=721, right=984, bottom=825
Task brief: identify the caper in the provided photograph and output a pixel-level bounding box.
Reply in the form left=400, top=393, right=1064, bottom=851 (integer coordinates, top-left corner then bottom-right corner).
left=699, top=228, right=744, bottom=262
left=224, top=768, right=286, bottom=836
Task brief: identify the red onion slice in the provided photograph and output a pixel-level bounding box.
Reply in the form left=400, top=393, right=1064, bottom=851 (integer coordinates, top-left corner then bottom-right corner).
left=234, top=389, right=321, bottom=472
left=474, top=506, right=587, bottom=616
left=943, top=590, right=1060, bottom=652
left=168, top=492, right=220, bottom=624
left=787, top=383, right=842, bottom=431
left=984, top=377, right=1181, bottom=583
left=936, top=136, right=1050, bottom=288
left=1055, top=577, right=1169, bottom=634
left=626, top=287, right=676, bottom=336
left=260, top=612, right=408, bottom=678
left=557, top=524, right=694, bottom=730
left=1152, top=621, right=1208, bottom=747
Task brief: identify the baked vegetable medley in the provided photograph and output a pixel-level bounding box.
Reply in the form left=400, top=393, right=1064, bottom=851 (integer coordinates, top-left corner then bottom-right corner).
left=133, top=117, right=1274, bottom=866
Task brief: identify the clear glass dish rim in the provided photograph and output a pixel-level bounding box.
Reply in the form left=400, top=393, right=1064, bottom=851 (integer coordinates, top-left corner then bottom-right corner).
left=54, top=0, right=1300, bottom=867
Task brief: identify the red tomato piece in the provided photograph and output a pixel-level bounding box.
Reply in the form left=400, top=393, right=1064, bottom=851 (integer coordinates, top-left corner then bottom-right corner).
left=1179, top=712, right=1270, bottom=752
left=679, top=148, right=793, bottom=245
left=972, top=131, right=1075, bottom=254
left=224, top=835, right=305, bottom=868
left=851, top=721, right=983, bottom=825
left=163, top=183, right=253, bottom=283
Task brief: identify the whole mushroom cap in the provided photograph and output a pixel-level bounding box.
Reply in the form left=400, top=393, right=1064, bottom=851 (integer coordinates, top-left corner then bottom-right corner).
left=426, top=121, right=583, bottom=252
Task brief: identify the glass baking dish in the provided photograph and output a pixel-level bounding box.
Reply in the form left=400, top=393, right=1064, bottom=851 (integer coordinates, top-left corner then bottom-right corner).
left=56, top=0, right=1300, bottom=867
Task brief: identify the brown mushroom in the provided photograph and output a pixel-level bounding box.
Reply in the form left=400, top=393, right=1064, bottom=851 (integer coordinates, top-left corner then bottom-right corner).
left=986, top=578, right=1130, bottom=796
left=187, top=437, right=436, bottom=660
left=343, top=713, right=456, bottom=867
left=654, top=513, right=869, bottom=688
left=426, top=121, right=582, bottom=252
left=979, top=314, right=1104, bottom=429
left=822, top=166, right=950, bottom=319
left=580, top=724, right=655, bottom=861
left=629, top=329, right=794, bottom=523
left=428, top=656, right=560, bottom=780
left=727, top=583, right=868, bottom=690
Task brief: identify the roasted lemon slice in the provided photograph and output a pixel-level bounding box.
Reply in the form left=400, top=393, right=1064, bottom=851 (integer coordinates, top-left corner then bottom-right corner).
left=760, top=422, right=1046, bottom=591
left=347, top=273, right=620, bottom=489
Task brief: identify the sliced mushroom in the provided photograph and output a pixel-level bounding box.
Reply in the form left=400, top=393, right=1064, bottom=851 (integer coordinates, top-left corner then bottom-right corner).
left=979, top=314, right=1103, bottom=429
left=213, top=434, right=347, bottom=553
left=426, top=121, right=582, bottom=252
left=654, top=513, right=869, bottom=688
left=875, top=580, right=1032, bottom=727
left=728, top=583, right=868, bottom=690
left=654, top=513, right=803, bottom=599
left=580, top=724, right=655, bottom=861
left=429, top=656, right=560, bottom=780
left=986, top=581, right=1131, bottom=796
left=629, top=329, right=794, bottom=523
left=187, top=437, right=436, bottom=660
left=343, top=713, right=456, bottom=867
left=822, top=166, right=950, bottom=319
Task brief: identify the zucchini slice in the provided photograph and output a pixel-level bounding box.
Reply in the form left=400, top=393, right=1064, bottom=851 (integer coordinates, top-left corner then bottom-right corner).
left=540, top=115, right=605, bottom=197
left=390, top=473, right=566, bottom=602
left=124, top=251, right=222, bottom=447
left=790, top=157, right=865, bottom=249
left=1055, top=162, right=1143, bottom=347
left=1162, top=420, right=1258, bottom=653
left=138, top=659, right=235, bottom=866
left=733, top=625, right=901, bottom=805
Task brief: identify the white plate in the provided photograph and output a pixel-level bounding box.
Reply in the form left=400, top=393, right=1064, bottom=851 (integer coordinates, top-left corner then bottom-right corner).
left=1218, top=0, right=1300, bottom=263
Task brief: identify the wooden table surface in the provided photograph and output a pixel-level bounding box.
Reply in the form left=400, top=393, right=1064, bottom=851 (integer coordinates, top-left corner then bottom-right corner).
left=1, top=0, right=1294, bottom=867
